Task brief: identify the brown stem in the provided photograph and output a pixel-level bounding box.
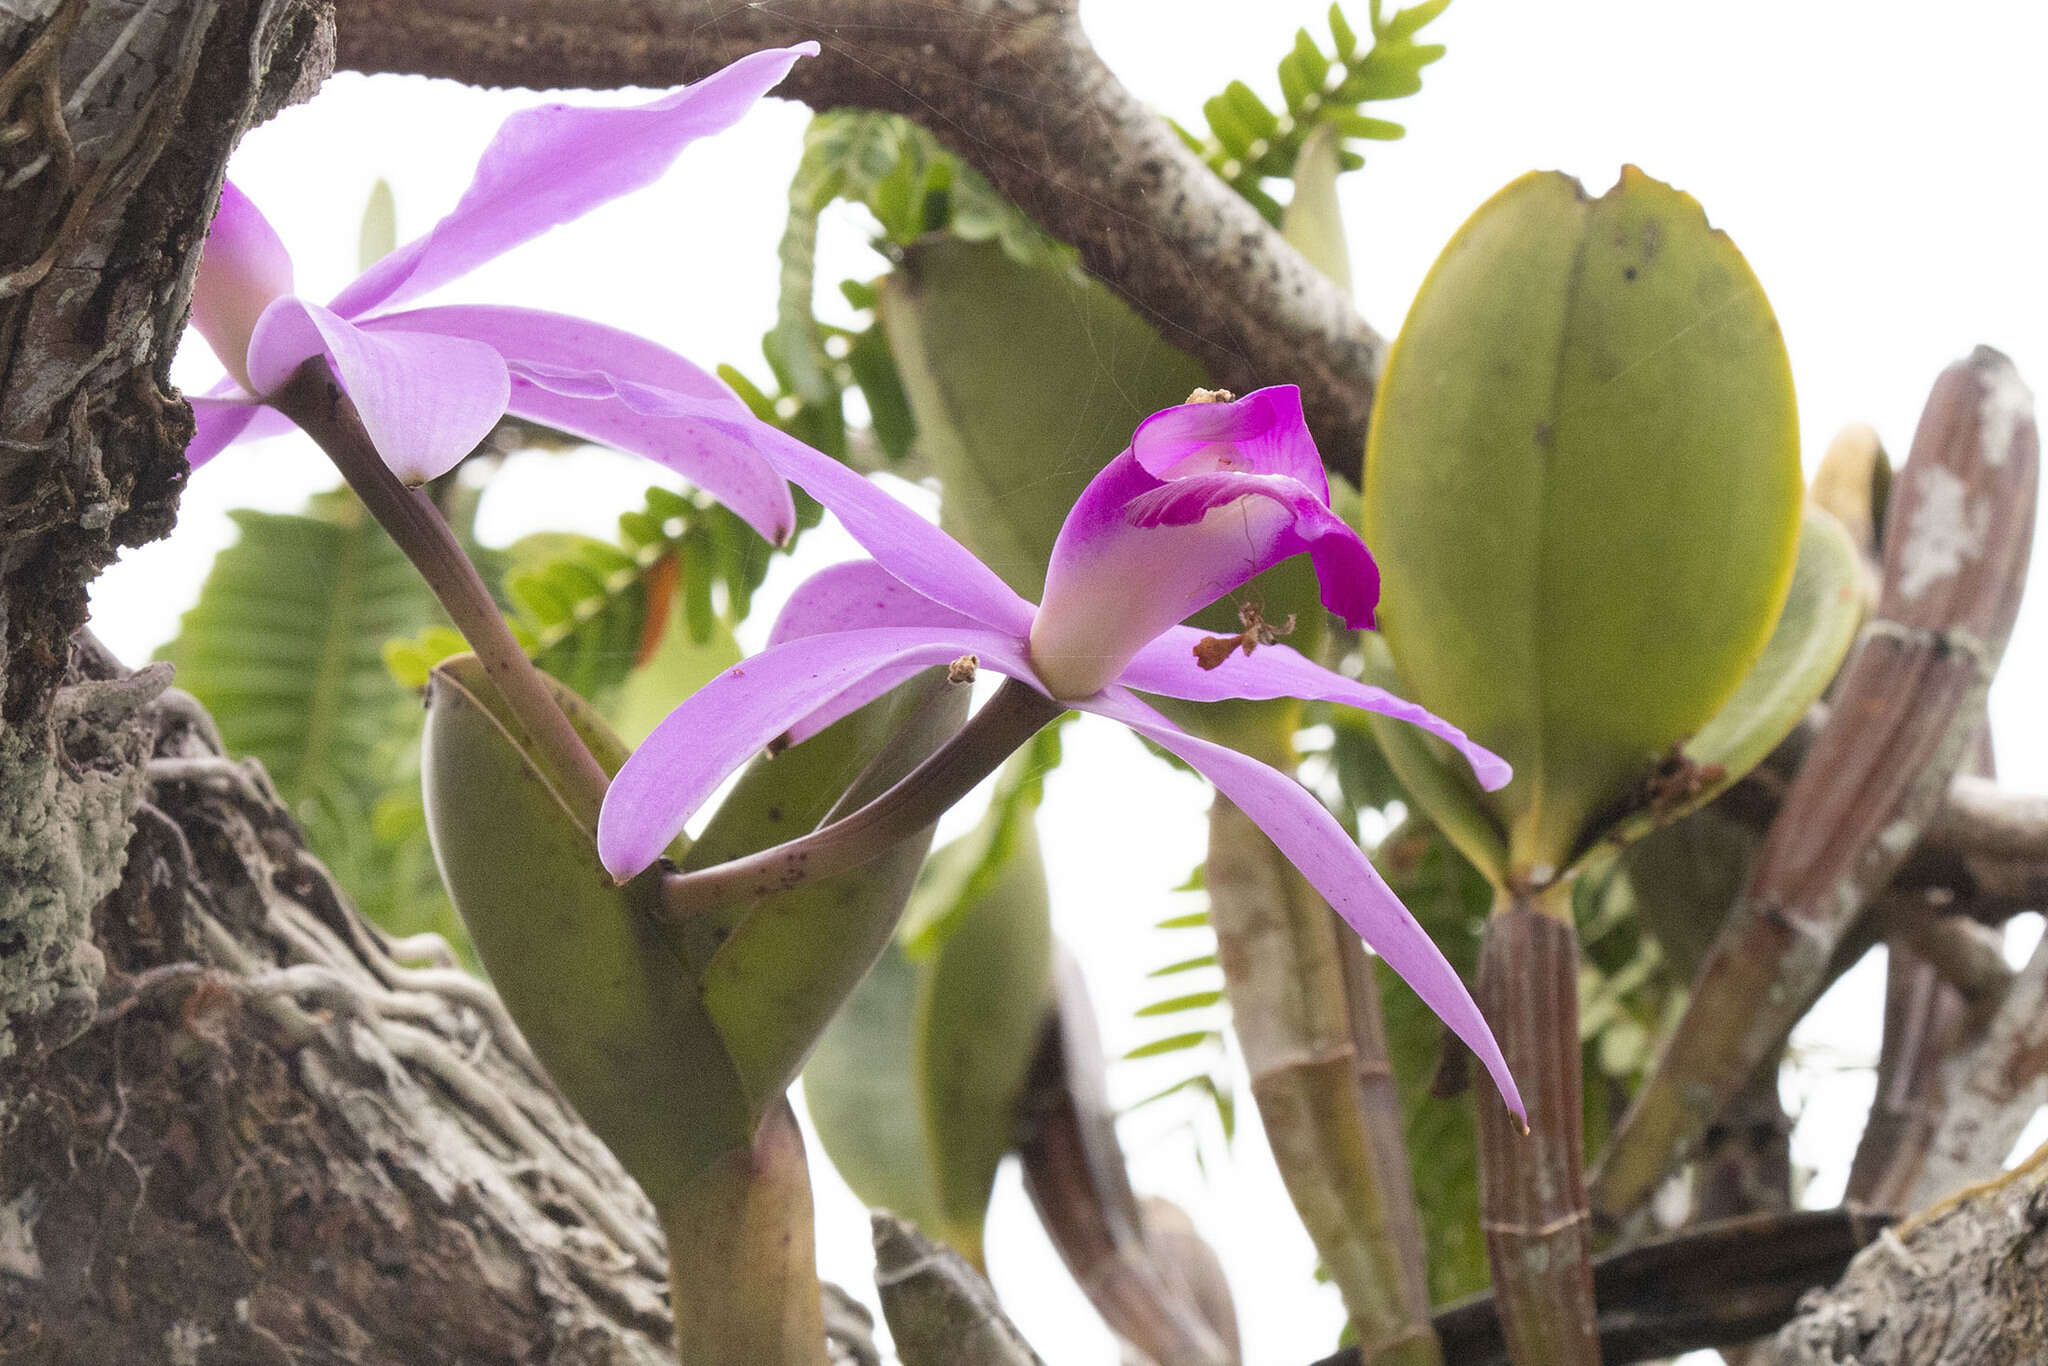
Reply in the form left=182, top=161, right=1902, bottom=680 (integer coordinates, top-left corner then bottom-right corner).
left=873, top=1214, right=1046, bottom=1366
left=1874, top=896, right=2014, bottom=1016
left=1871, top=929, right=2048, bottom=1211
left=1591, top=348, right=2039, bottom=1223
left=1847, top=950, right=1969, bottom=1204
left=1474, top=886, right=1599, bottom=1366
left=1307, top=1208, right=1895, bottom=1366
left=1691, top=1052, right=1793, bottom=1226
left=269, top=361, right=612, bottom=831
left=1336, top=930, right=1435, bottom=1316
left=1016, top=952, right=1237, bottom=1366
left=1850, top=729, right=2002, bottom=1204
left=1924, top=774, right=2048, bottom=862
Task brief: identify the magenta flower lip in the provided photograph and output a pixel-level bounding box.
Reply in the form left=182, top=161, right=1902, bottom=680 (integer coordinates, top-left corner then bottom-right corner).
left=598, top=386, right=1525, bottom=1123
left=185, top=44, right=819, bottom=543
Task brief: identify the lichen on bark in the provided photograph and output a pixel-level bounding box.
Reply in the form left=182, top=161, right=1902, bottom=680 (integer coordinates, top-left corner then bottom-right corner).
left=0, top=658, right=167, bottom=1058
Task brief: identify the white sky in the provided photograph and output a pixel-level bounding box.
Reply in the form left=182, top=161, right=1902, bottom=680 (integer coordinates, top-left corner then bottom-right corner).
left=87, top=3, right=2048, bottom=1363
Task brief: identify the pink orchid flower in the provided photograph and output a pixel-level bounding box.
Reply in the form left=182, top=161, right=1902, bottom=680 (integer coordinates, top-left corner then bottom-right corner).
left=598, top=386, right=1526, bottom=1122
left=183, top=44, right=819, bottom=543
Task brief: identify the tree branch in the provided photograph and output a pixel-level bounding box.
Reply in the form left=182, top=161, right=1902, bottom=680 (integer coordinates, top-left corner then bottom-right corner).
left=328, top=0, right=1385, bottom=480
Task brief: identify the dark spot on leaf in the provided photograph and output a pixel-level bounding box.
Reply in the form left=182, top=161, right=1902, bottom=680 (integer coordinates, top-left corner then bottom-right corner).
left=1623, top=266, right=1638, bottom=282
left=766, top=805, right=782, bottom=823
left=1534, top=422, right=1554, bottom=452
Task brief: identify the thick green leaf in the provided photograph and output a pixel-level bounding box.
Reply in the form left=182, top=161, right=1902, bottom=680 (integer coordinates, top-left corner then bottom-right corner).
left=900, top=722, right=1064, bottom=958
left=688, top=673, right=970, bottom=1105
left=358, top=179, right=396, bottom=271
left=804, top=814, right=1054, bottom=1267
left=881, top=237, right=1207, bottom=602
left=1811, top=420, right=1892, bottom=563
left=420, top=656, right=752, bottom=1205
left=914, top=820, right=1054, bottom=1264
left=802, top=939, right=935, bottom=1225
left=1595, top=504, right=1864, bottom=857
left=1357, top=635, right=1509, bottom=884
left=880, top=236, right=1327, bottom=713
left=1364, top=168, right=1802, bottom=873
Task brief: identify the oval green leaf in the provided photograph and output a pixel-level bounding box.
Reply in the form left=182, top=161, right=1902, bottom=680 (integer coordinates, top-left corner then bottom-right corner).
left=1363, top=168, right=1802, bottom=872
left=1592, top=503, right=1864, bottom=859
left=914, top=819, right=1054, bottom=1266
left=803, top=808, right=1054, bottom=1269
left=688, top=672, right=970, bottom=1105
left=1358, top=634, right=1510, bottom=886
left=420, top=656, right=751, bottom=1206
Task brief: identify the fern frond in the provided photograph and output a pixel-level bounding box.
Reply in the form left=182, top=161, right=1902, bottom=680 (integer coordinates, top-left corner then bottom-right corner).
left=383, top=484, right=772, bottom=711
left=160, top=488, right=466, bottom=955
left=1183, top=1, right=1453, bottom=221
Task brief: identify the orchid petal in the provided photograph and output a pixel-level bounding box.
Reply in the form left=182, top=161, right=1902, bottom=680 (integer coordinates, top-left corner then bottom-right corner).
left=1120, top=469, right=1377, bottom=631
left=358, top=305, right=733, bottom=401
left=1130, top=385, right=1328, bottom=495
left=1121, top=631, right=1510, bottom=790
left=755, top=562, right=999, bottom=745
left=190, top=181, right=295, bottom=390
left=597, top=625, right=1037, bottom=880
left=1083, top=686, right=1525, bottom=1123
left=501, top=376, right=797, bottom=544
left=756, top=429, right=1037, bottom=635
left=768, top=560, right=985, bottom=646
left=546, top=379, right=1033, bottom=634
left=247, top=300, right=510, bottom=484
left=355, top=305, right=795, bottom=542
left=332, top=45, right=817, bottom=319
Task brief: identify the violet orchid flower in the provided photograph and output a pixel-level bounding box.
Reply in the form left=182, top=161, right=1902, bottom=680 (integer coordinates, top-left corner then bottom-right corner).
left=182, top=44, right=819, bottom=543
left=598, top=385, right=1526, bottom=1121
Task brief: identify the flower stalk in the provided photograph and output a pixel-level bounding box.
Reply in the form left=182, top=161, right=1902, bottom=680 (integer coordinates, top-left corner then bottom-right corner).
left=659, top=677, right=1065, bottom=915
left=271, top=361, right=613, bottom=831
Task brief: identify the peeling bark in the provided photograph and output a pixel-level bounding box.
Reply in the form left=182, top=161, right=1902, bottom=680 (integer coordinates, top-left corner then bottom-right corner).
left=1765, top=1152, right=2048, bottom=1365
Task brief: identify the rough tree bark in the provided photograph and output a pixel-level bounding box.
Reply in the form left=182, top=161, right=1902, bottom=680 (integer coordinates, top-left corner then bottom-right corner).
left=1764, top=1148, right=2048, bottom=1365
